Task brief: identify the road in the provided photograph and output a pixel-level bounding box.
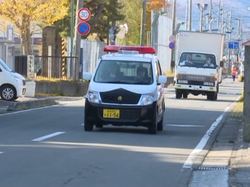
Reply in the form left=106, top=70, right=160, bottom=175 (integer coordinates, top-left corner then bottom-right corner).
left=0, top=78, right=243, bottom=187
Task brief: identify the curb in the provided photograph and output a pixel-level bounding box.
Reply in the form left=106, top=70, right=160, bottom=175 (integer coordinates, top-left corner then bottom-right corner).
left=7, top=98, right=58, bottom=111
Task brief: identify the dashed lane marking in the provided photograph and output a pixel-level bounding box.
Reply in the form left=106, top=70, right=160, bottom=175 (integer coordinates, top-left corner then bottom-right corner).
left=32, top=132, right=65, bottom=142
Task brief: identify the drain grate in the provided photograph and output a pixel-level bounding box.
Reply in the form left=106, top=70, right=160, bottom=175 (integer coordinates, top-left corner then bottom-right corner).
left=198, top=166, right=228, bottom=170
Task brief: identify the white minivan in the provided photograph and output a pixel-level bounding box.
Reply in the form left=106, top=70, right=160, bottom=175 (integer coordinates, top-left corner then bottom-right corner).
left=0, top=58, right=26, bottom=101
left=83, top=45, right=167, bottom=134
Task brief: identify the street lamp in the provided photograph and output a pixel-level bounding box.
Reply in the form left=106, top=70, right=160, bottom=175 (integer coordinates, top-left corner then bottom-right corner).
left=197, top=3, right=208, bottom=32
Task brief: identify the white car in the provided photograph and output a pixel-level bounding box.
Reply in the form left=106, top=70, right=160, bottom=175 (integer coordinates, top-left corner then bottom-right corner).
left=0, top=59, right=26, bottom=101
left=83, top=45, right=167, bottom=134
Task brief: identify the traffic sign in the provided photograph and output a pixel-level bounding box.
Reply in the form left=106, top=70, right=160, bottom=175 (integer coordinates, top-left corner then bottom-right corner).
left=78, top=8, right=91, bottom=21
left=169, top=42, right=175, bottom=49
left=228, top=41, right=239, bottom=49
left=169, top=35, right=175, bottom=42
left=77, top=22, right=90, bottom=35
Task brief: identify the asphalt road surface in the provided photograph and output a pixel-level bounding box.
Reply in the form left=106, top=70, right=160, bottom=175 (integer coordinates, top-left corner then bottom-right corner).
left=0, top=78, right=243, bottom=187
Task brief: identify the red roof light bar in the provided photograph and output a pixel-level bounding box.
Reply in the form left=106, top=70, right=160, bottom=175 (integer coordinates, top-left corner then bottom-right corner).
left=104, top=45, right=156, bottom=54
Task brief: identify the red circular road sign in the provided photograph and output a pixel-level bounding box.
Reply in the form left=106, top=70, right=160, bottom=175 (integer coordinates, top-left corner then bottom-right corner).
left=169, top=42, right=175, bottom=49
left=78, top=8, right=91, bottom=21
left=77, top=22, right=91, bottom=35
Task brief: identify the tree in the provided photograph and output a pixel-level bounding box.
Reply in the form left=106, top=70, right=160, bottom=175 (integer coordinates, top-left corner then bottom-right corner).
left=0, top=0, right=69, bottom=55
left=83, top=0, right=125, bottom=40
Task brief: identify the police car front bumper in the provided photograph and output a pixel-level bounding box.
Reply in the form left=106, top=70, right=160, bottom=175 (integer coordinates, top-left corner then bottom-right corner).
left=84, top=99, right=157, bottom=127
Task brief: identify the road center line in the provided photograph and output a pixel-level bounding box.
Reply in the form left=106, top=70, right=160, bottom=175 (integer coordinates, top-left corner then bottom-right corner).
left=32, top=132, right=65, bottom=142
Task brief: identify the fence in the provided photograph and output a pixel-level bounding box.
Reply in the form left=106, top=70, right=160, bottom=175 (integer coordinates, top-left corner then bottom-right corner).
left=14, top=39, right=106, bottom=80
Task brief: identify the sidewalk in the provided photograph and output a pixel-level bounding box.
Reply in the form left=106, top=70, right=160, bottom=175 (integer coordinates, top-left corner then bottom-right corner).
left=189, top=98, right=250, bottom=187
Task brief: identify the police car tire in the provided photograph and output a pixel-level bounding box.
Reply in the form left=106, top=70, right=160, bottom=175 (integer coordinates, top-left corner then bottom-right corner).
left=84, top=120, right=94, bottom=131
left=157, top=118, right=163, bottom=131
left=183, top=93, right=188, bottom=99
left=0, top=85, right=17, bottom=101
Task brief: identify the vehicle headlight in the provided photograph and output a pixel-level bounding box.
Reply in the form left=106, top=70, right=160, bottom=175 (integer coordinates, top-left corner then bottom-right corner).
left=87, top=90, right=100, bottom=103
left=140, top=92, right=156, bottom=105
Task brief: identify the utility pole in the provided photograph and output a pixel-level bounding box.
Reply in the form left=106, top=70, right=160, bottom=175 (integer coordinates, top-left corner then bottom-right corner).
left=217, top=0, right=221, bottom=31
left=170, top=0, right=176, bottom=71
left=70, top=0, right=75, bottom=79
left=141, top=0, right=147, bottom=46
left=209, top=0, right=213, bottom=32
left=73, top=0, right=83, bottom=80
left=188, top=0, right=192, bottom=31
left=243, top=45, right=250, bottom=142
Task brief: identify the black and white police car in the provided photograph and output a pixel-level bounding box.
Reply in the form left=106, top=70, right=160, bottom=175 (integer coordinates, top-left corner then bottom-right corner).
left=83, top=45, right=167, bottom=134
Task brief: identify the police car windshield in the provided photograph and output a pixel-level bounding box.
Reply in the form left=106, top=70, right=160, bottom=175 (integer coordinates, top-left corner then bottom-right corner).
left=179, top=52, right=216, bottom=69
left=94, top=60, right=153, bottom=84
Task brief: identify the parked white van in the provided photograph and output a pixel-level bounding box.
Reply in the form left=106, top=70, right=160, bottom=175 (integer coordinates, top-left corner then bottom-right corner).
left=0, top=59, right=26, bottom=101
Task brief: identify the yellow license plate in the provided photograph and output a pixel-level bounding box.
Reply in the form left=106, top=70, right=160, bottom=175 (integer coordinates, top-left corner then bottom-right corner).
left=103, top=109, right=120, bottom=118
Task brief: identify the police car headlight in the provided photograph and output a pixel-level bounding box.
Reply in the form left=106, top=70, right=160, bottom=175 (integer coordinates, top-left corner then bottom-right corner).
left=140, top=92, right=156, bottom=105
left=87, top=90, right=100, bottom=103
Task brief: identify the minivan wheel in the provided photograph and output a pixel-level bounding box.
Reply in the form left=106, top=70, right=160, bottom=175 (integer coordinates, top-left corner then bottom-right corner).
left=84, top=119, right=94, bottom=131
left=0, top=85, right=17, bottom=101
left=157, top=117, right=163, bottom=131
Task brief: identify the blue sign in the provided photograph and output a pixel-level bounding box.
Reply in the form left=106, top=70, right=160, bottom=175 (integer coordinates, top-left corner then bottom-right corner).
left=77, top=22, right=90, bottom=35
left=228, top=41, right=239, bottom=49
left=169, top=42, right=175, bottom=49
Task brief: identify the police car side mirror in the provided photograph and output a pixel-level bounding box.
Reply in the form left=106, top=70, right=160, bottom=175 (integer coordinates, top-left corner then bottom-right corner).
left=220, top=61, right=224, bottom=68
left=158, top=75, right=167, bottom=84
left=83, top=72, right=92, bottom=80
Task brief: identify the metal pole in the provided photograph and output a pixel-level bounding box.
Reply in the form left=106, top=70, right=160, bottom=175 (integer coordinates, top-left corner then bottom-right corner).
left=217, top=0, right=221, bottom=31
left=188, top=0, right=192, bottom=31
left=141, top=0, right=146, bottom=46
left=209, top=0, right=212, bottom=32
left=200, top=6, right=203, bottom=32
left=170, top=0, right=176, bottom=72
left=73, top=0, right=83, bottom=80
left=185, top=0, right=188, bottom=30
left=70, top=0, right=75, bottom=78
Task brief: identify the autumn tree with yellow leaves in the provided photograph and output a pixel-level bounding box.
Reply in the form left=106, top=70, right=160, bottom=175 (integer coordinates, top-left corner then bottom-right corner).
left=0, top=0, right=69, bottom=55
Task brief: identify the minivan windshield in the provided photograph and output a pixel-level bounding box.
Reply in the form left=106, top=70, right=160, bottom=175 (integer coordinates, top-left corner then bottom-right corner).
left=0, top=59, right=13, bottom=72
left=94, top=60, right=153, bottom=84
left=179, top=52, right=216, bottom=69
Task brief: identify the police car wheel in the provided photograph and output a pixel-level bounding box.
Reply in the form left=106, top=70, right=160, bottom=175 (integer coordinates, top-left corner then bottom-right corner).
left=0, top=85, right=17, bottom=101
left=157, top=118, right=163, bottom=131
left=84, top=120, right=94, bottom=131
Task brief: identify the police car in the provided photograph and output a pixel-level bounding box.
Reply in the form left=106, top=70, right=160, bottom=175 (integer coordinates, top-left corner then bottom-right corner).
left=83, top=45, right=167, bottom=134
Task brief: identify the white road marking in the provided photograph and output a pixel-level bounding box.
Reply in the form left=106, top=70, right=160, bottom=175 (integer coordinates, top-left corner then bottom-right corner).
left=32, top=132, right=65, bottom=142
left=0, top=105, right=60, bottom=117
left=0, top=152, right=3, bottom=154
left=165, top=124, right=205, bottom=128
left=183, top=97, right=238, bottom=169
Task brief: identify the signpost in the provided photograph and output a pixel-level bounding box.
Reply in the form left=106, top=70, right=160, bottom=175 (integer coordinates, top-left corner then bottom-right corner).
left=169, top=42, right=175, bottom=49
left=228, top=41, right=239, bottom=49
left=78, top=8, right=91, bottom=21
left=77, top=22, right=91, bottom=35
left=77, top=8, right=91, bottom=35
